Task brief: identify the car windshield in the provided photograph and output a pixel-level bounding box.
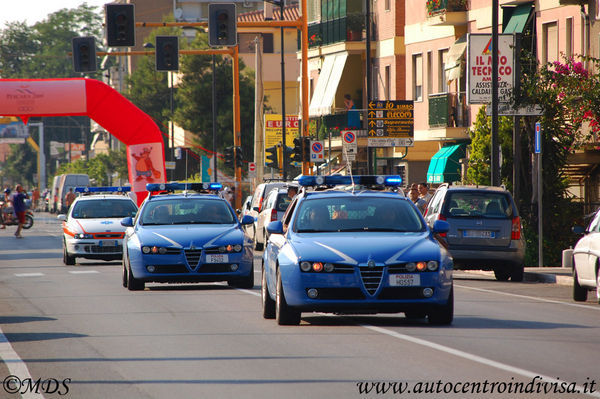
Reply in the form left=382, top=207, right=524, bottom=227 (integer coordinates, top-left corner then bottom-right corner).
left=444, top=192, right=513, bottom=218
left=71, top=199, right=137, bottom=219
left=293, top=196, right=425, bottom=233
left=140, top=198, right=236, bottom=225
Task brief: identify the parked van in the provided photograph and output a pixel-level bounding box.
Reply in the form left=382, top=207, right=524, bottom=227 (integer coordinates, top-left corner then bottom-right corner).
left=57, top=174, right=90, bottom=213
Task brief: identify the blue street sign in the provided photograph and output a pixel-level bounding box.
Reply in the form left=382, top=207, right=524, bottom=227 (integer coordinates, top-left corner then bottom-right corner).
left=534, top=122, right=541, bottom=154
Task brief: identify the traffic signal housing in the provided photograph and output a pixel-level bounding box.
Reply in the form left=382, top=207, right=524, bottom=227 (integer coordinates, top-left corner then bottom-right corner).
left=156, top=36, right=179, bottom=71
left=105, top=4, right=135, bottom=47
left=208, top=3, right=237, bottom=47
left=235, top=146, right=243, bottom=167
left=283, top=146, right=294, bottom=170
left=265, top=145, right=279, bottom=169
left=72, top=37, right=97, bottom=73
left=224, top=146, right=234, bottom=168
left=302, top=137, right=311, bottom=162
left=292, top=137, right=303, bottom=162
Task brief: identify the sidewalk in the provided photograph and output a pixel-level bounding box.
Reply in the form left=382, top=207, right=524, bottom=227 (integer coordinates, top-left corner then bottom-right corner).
left=464, top=267, right=573, bottom=286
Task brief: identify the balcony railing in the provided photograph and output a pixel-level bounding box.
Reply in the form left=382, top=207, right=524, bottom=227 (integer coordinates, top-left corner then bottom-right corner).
left=426, top=0, right=467, bottom=16
left=428, top=92, right=469, bottom=128
left=304, top=17, right=364, bottom=49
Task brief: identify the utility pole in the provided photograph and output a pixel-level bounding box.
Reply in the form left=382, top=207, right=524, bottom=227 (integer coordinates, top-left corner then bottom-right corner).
left=280, top=1, right=287, bottom=181
left=491, top=0, right=500, bottom=186
left=365, top=0, right=373, bottom=174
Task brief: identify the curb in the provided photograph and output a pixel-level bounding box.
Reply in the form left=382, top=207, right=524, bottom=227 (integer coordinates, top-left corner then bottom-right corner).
left=523, top=271, right=572, bottom=286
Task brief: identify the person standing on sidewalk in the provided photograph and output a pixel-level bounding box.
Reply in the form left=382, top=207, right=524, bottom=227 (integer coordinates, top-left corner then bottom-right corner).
left=11, top=184, right=28, bottom=238
left=64, top=188, right=76, bottom=212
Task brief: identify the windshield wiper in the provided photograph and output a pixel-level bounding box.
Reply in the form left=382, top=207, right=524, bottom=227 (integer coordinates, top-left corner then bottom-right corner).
left=296, top=229, right=332, bottom=233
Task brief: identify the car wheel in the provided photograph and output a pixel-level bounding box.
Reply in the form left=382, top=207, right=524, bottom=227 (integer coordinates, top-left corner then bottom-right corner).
left=254, top=229, right=264, bottom=251
left=276, top=269, right=300, bottom=325
left=428, top=287, right=453, bottom=325
left=573, top=268, right=588, bottom=302
left=596, top=270, right=600, bottom=304
left=493, top=268, right=510, bottom=281
left=228, top=263, right=254, bottom=289
left=63, top=240, right=75, bottom=266
left=510, top=264, right=524, bottom=282
left=122, top=260, right=128, bottom=288
left=262, top=266, right=275, bottom=319
left=127, top=261, right=144, bottom=291
left=23, top=215, right=34, bottom=229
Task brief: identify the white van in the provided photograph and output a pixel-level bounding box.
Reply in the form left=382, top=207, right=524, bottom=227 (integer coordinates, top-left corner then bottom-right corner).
left=57, top=174, right=90, bottom=213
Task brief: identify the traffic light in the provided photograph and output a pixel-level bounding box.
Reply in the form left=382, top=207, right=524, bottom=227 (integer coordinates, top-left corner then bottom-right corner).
left=224, top=146, right=234, bottom=167
left=156, top=36, right=179, bottom=71
left=72, top=37, right=97, bottom=73
left=235, top=146, right=243, bottom=167
left=105, top=4, right=135, bottom=47
left=208, top=3, right=237, bottom=47
left=292, top=137, right=303, bottom=162
left=283, top=146, right=294, bottom=169
left=302, top=137, right=311, bottom=162
left=265, top=145, right=279, bottom=169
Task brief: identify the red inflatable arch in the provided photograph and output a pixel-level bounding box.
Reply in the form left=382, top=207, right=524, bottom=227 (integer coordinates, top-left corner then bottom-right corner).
left=0, top=78, right=166, bottom=205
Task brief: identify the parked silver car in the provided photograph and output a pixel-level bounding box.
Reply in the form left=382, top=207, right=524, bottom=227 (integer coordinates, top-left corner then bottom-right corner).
left=424, top=184, right=525, bottom=281
left=254, top=188, right=294, bottom=250
left=247, top=182, right=289, bottom=250
left=572, top=211, right=600, bottom=303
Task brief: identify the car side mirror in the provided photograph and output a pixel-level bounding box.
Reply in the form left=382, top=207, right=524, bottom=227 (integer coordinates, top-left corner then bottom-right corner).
left=253, top=206, right=259, bottom=212
left=266, top=220, right=284, bottom=235
left=57, top=214, right=66, bottom=221
left=236, top=208, right=241, bottom=215
left=572, top=225, right=585, bottom=235
left=121, top=216, right=134, bottom=227
left=240, top=215, right=254, bottom=225
left=432, top=220, right=450, bottom=235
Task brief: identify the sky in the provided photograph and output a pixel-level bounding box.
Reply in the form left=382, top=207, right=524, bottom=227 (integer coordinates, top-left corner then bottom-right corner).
left=0, top=0, right=108, bottom=27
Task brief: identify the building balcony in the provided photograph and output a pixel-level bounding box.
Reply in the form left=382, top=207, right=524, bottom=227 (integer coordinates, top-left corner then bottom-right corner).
left=426, top=0, right=468, bottom=26
left=305, top=16, right=364, bottom=50
left=427, top=92, right=470, bottom=139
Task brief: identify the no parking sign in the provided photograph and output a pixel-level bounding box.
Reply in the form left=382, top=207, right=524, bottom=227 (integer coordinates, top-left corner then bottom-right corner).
left=310, top=140, right=324, bottom=162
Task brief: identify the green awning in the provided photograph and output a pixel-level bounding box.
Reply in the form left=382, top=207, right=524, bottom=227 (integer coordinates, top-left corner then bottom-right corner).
left=427, top=143, right=467, bottom=184
left=503, top=3, right=533, bottom=34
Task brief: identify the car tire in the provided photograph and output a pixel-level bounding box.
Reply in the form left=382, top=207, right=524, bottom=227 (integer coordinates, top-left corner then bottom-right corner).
left=428, top=287, right=453, bottom=325
left=228, top=263, right=254, bottom=289
left=276, top=269, right=300, bottom=325
left=122, top=259, right=128, bottom=288
left=493, top=268, right=510, bottom=281
left=127, top=261, right=144, bottom=291
left=63, top=240, right=75, bottom=266
left=573, top=268, right=588, bottom=302
left=262, top=266, right=276, bottom=319
left=254, top=229, right=264, bottom=251
left=510, top=264, right=524, bottom=282
left=596, top=270, right=600, bottom=304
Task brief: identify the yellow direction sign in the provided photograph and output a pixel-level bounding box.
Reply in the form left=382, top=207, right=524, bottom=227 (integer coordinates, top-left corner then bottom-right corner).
left=367, top=100, right=414, bottom=147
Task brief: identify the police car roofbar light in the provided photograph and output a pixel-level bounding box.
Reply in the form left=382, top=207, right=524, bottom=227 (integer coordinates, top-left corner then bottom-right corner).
left=297, top=175, right=402, bottom=187
left=74, top=186, right=131, bottom=193
left=146, top=182, right=223, bottom=192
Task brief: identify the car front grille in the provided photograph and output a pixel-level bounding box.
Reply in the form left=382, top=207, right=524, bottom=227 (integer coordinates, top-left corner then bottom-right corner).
left=149, top=265, right=189, bottom=274
left=332, top=264, right=355, bottom=273
left=184, top=249, right=202, bottom=270
left=88, top=245, right=123, bottom=254
left=308, top=288, right=365, bottom=300
left=94, top=233, right=123, bottom=239
left=197, top=264, right=234, bottom=273
left=378, top=287, right=432, bottom=300
left=359, top=265, right=384, bottom=295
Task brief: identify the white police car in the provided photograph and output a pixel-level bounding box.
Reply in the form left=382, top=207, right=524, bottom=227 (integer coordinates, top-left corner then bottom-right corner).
left=58, top=187, right=138, bottom=265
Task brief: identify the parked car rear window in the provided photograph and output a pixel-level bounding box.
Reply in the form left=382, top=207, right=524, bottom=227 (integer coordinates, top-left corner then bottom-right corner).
left=444, top=192, right=513, bottom=219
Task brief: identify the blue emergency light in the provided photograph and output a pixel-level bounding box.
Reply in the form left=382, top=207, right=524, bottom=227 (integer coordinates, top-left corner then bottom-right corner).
left=146, top=182, right=223, bottom=192
left=74, top=186, right=131, bottom=193
left=298, top=175, right=402, bottom=187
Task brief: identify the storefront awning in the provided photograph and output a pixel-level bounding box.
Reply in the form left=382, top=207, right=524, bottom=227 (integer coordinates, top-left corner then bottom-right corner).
left=503, top=3, right=533, bottom=34
left=308, top=52, right=348, bottom=117
left=444, top=35, right=467, bottom=83
left=426, top=143, right=467, bottom=184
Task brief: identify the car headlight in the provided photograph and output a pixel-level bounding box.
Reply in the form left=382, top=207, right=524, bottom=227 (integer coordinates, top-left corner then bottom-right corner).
left=142, top=246, right=168, bottom=254
left=218, top=244, right=242, bottom=253
left=74, top=233, right=93, bottom=239
left=405, top=261, right=438, bottom=272
left=427, top=261, right=439, bottom=271
left=300, top=261, right=334, bottom=273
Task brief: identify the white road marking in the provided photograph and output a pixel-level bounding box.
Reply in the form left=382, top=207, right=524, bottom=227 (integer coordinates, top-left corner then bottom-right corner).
left=0, top=329, right=45, bottom=398
left=68, top=270, right=99, bottom=274
left=456, top=284, right=600, bottom=311
left=362, top=324, right=600, bottom=398
left=14, top=273, right=44, bottom=277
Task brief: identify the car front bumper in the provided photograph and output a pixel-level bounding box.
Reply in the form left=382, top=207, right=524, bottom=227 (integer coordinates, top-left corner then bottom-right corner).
left=65, top=238, right=123, bottom=260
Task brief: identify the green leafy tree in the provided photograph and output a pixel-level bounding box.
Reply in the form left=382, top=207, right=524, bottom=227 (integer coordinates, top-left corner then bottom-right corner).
left=1, top=143, right=37, bottom=187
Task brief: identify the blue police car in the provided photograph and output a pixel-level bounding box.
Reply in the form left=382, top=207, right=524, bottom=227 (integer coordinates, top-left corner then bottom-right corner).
left=261, top=175, right=453, bottom=325
left=121, top=182, right=255, bottom=291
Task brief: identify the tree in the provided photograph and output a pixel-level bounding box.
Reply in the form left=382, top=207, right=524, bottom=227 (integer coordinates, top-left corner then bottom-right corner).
left=1, top=143, right=37, bottom=187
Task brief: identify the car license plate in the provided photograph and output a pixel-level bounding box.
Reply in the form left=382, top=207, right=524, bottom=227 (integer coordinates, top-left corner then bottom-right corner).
left=99, top=240, right=119, bottom=247
left=463, top=230, right=495, bottom=238
left=206, top=254, right=228, bottom=263
left=389, top=274, right=420, bottom=287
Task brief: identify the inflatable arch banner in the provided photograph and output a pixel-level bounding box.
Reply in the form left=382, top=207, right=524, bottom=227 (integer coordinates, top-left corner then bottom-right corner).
left=0, top=78, right=166, bottom=205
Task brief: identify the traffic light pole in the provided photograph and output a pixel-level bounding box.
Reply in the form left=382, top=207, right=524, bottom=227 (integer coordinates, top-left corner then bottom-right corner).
left=280, top=1, right=287, bottom=181
left=232, top=45, right=242, bottom=210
